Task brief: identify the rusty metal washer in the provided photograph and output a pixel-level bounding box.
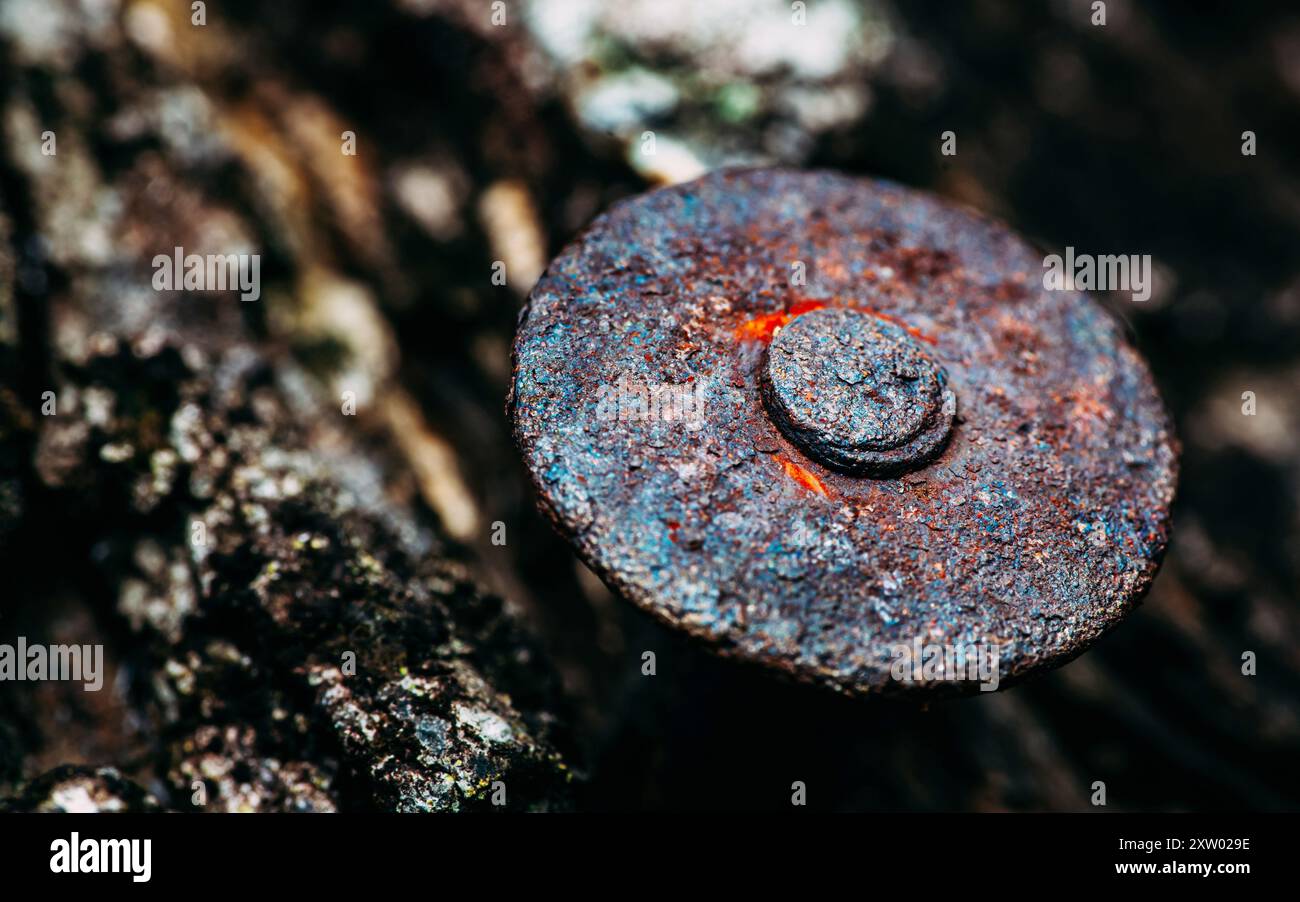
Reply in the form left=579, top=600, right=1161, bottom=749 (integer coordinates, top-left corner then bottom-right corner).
left=510, top=168, right=1177, bottom=696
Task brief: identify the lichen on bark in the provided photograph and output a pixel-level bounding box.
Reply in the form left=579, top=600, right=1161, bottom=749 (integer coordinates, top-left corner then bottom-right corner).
left=0, top=0, right=572, bottom=813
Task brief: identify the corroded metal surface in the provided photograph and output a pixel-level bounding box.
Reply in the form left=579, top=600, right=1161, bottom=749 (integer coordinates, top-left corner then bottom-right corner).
left=511, top=168, right=1177, bottom=696
left=761, top=306, right=956, bottom=476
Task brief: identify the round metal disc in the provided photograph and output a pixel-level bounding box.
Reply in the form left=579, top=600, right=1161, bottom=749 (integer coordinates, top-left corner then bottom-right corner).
left=510, top=168, right=1177, bottom=696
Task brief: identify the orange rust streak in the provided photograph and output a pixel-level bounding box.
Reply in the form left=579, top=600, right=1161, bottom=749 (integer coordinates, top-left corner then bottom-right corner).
left=777, top=455, right=828, bottom=496
left=733, top=300, right=827, bottom=342
left=733, top=299, right=938, bottom=346
left=787, top=299, right=827, bottom=317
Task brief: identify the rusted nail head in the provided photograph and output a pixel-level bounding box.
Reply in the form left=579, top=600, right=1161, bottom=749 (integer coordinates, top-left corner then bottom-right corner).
left=510, top=168, right=1178, bottom=697
left=762, top=306, right=956, bottom=476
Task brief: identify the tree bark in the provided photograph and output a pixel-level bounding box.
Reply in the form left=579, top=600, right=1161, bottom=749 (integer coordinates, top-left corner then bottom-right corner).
left=0, top=0, right=571, bottom=812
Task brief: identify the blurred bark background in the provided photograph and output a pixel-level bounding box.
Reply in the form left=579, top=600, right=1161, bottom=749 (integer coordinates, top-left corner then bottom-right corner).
left=0, top=0, right=1298, bottom=810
